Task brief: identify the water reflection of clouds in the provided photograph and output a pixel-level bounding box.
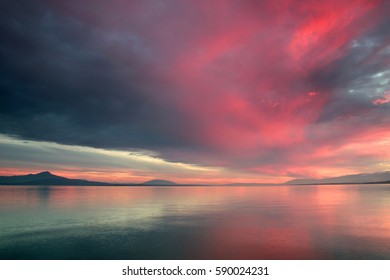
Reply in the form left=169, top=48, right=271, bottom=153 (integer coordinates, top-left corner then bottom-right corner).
left=1, top=185, right=390, bottom=259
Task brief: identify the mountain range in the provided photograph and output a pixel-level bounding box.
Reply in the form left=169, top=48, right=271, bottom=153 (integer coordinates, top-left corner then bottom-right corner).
left=1, top=171, right=390, bottom=186
left=0, top=171, right=177, bottom=186
left=285, top=171, right=390, bottom=185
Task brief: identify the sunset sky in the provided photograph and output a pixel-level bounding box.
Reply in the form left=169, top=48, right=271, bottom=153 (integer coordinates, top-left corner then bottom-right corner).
left=0, top=0, right=389, bottom=184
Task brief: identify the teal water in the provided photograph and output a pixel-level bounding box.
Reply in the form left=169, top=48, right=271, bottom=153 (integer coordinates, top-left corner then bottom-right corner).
left=0, top=184, right=390, bottom=259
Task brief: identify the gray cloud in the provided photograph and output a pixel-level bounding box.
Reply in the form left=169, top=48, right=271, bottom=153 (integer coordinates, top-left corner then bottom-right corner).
left=0, top=0, right=190, bottom=151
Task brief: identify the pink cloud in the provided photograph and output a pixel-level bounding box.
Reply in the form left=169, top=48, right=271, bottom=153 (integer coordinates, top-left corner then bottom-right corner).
left=372, top=92, right=390, bottom=105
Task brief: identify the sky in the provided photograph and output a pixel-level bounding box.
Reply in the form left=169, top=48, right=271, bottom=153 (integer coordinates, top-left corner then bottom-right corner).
left=0, top=0, right=389, bottom=184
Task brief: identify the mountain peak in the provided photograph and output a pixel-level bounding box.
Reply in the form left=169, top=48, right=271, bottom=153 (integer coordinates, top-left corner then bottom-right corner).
left=37, top=171, right=53, bottom=175
left=31, top=171, right=62, bottom=179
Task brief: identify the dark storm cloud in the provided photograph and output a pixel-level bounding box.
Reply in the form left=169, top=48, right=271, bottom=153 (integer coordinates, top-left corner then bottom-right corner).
left=0, top=0, right=186, bottom=150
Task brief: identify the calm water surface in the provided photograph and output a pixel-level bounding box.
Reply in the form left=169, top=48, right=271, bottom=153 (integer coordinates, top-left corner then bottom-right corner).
left=0, top=184, right=390, bottom=259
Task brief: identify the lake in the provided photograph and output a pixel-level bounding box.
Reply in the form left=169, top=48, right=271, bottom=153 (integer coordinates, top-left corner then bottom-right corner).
left=0, top=184, right=390, bottom=259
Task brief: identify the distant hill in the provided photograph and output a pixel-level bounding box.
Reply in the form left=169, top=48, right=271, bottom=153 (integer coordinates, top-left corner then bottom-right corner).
left=285, top=171, right=390, bottom=185
left=225, top=183, right=277, bottom=186
left=0, top=171, right=179, bottom=186
left=0, top=171, right=108, bottom=186
left=142, top=179, right=177, bottom=186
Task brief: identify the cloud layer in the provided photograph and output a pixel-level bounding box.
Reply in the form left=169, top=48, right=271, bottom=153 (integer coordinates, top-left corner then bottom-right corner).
left=1, top=0, right=389, bottom=181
